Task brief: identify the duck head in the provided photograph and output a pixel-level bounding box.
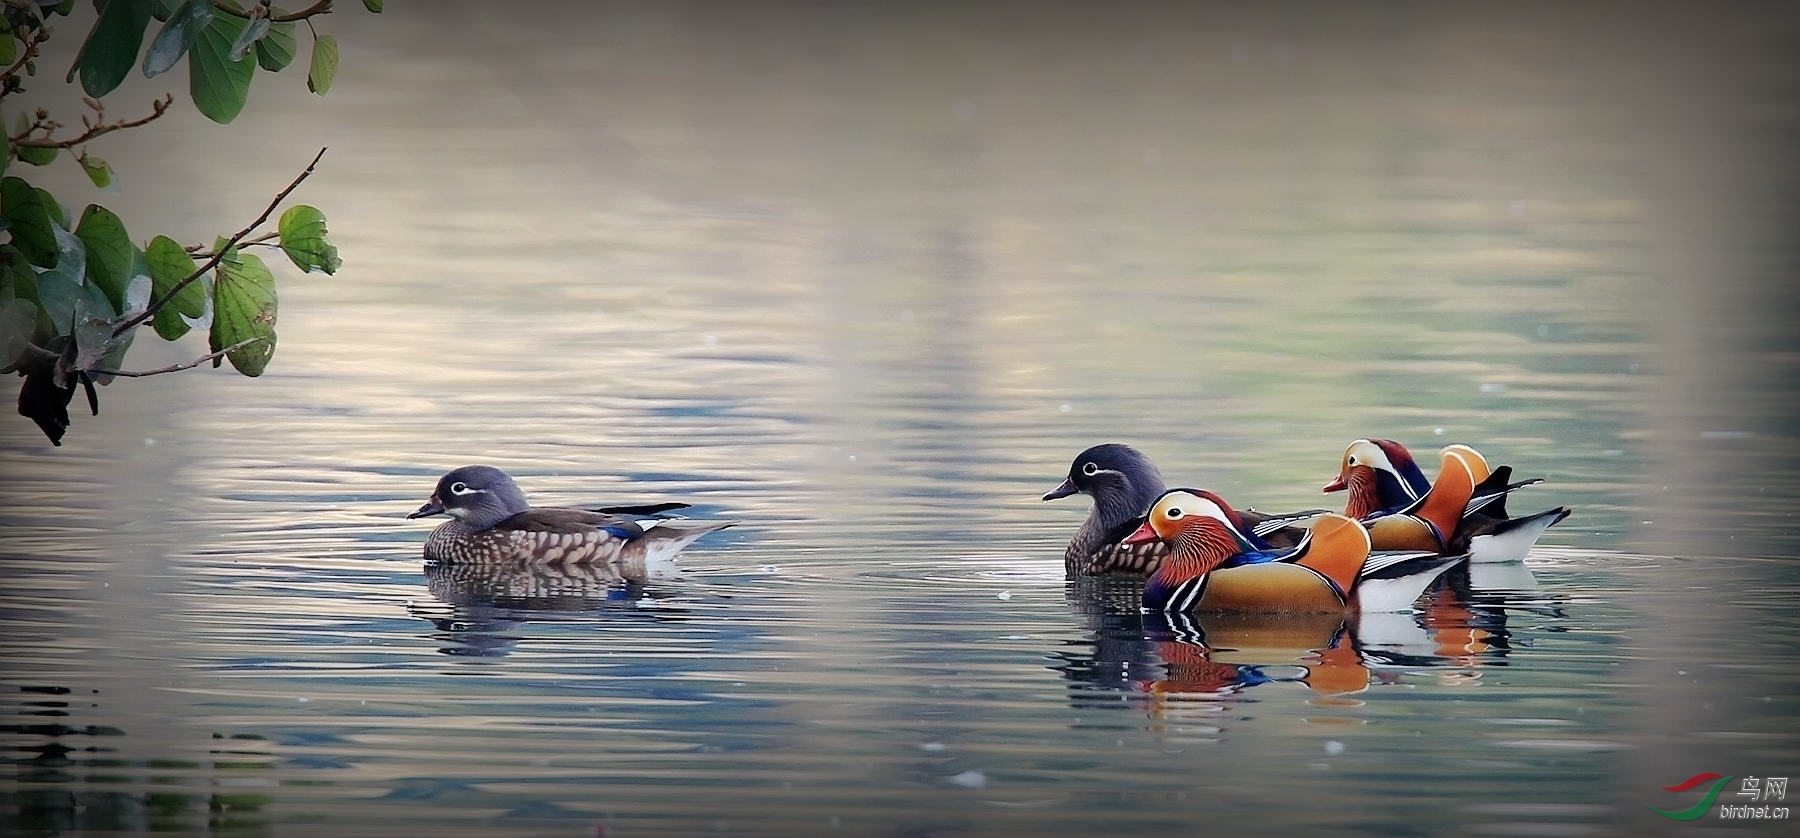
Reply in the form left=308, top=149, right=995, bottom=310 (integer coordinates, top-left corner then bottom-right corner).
left=1322, top=438, right=1431, bottom=518
left=1122, top=488, right=1265, bottom=569
left=1125, top=488, right=1270, bottom=611
left=1042, top=443, right=1167, bottom=514
left=408, top=465, right=531, bottom=530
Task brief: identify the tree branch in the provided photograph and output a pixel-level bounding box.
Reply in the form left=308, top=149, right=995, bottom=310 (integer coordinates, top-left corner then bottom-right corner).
left=0, top=341, right=60, bottom=376
left=112, top=147, right=328, bottom=338
left=12, top=95, right=174, bottom=149
left=89, top=337, right=268, bottom=378
left=214, top=0, right=336, bottom=23
left=0, top=21, right=50, bottom=96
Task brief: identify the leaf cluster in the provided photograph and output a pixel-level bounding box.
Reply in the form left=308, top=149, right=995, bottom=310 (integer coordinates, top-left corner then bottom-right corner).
left=0, top=1, right=376, bottom=445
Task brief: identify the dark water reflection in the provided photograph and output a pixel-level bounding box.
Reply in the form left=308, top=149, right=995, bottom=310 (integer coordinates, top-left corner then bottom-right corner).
left=5, top=2, right=1800, bottom=836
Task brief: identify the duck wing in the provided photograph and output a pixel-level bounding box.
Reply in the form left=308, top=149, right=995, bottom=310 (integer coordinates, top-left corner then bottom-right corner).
left=494, top=507, right=646, bottom=539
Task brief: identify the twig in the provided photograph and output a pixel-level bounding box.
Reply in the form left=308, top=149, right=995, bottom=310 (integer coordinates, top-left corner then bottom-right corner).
left=0, top=22, right=50, bottom=92
left=0, top=341, right=60, bottom=376
left=214, top=0, right=336, bottom=23
left=89, top=338, right=268, bottom=378
left=12, top=95, right=174, bottom=150
left=113, top=147, right=328, bottom=338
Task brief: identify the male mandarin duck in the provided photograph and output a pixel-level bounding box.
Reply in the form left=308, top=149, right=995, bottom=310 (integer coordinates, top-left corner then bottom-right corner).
left=1122, top=488, right=1459, bottom=614
left=407, top=466, right=734, bottom=578
left=1043, top=443, right=1320, bottom=577
left=1323, top=438, right=1569, bottom=562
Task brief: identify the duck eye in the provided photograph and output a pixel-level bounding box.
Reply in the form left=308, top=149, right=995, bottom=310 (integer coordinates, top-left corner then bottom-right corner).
left=450, top=481, right=472, bottom=495
left=1081, top=462, right=1099, bottom=476
left=1164, top=506, right=1183, bottom=519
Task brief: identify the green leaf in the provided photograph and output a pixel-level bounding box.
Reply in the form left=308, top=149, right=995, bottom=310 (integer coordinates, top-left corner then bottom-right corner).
left=0, top=296, right=37, bottom=369
left=189, top=13, right=256, bottom=123
left=142, top=0, right=213, bottom=79
left=363, top=0, right=382, bottom=11
left=0, top=245, right=40, bottom=365
left=17, top=143, right=59, bottom=166
left=145, top=235, right=205, bottom=340
left=307, top=33, right=337, bottom=95
left=0, top=21, right=15, bottom=68
left=72, top=310, right=126, bottom=375
left=73, top=0, right=153, bottom=98
left=151, top=0, right=183, bottom=21
left=277, top=204, right=341, bottom=274
left=77, top=151, right=115, bottom=188
left=39, top=187, right=72, bottom=230
left=0, top=245, right=36, bottom=310
left=227, top=10, right=268, bottom=62
left=35, top=226, right=109, bottom=339
left=1, top=176, right=59, bottom=266
left=74, top=205, right=134, bottom=311
left=210, top=251, right=277, bottom=376
left=255, top=19, right=295, bottom=71
left=1, top=129, right=8, bottom=179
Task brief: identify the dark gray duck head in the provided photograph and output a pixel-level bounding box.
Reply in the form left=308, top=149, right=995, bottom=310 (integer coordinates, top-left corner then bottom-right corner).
left=408, top=465, right=532, bottom=530
left=1042, top=443, right=1167, bottom=518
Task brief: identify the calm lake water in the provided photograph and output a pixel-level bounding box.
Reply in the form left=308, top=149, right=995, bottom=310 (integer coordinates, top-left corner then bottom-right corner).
left=4, top=4, right=1799, bottom=836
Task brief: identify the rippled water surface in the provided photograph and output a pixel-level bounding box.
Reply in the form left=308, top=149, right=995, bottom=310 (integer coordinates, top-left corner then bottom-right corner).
left=4, top=4, right=1799, bottom=837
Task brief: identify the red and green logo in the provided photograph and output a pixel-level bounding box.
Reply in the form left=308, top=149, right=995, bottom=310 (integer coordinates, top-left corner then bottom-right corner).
left=1649, top=772, right=1735, bottom=821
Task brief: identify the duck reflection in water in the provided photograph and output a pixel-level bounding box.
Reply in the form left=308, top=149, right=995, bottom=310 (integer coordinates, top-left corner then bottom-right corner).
left=1053, top=580, right=1363, bottom=715
left=1057, top=566, right=1562, bottom=715
left=408, top=559, right=683, bottom=657
left=1141, top=611, right=1367, bottom=699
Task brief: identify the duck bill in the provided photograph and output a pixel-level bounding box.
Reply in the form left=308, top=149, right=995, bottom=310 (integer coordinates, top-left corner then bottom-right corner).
left=407, top=496, right=445, bottom=519
left=1120, top=520, right=1161, bottom=545
left=1041, top=478, right=1079, bottom=501
left=1322, top=474, right=1347, bottom=492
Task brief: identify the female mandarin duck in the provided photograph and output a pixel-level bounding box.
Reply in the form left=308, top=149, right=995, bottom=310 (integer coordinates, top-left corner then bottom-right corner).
left=1122, top=488, right=1459, bottom=614
left=1042, top=444, right=1170, bottom=577
left=407, top=466, right=734, bottom=578
left=1044, top=443, right=1319, bottom=577
left=1323, top=438, right=1568, bottom=562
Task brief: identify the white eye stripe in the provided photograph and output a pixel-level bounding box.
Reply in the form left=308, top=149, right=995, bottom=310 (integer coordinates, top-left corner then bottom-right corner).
left=449, top=482, right=485, bottom=496
left=1081, top=461, right=1099, bottom=476
left=1160, top=495, right=1231, bottom=524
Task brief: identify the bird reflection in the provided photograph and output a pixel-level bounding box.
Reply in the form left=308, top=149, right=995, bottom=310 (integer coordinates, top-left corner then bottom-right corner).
left=408, top=560, right=681, bottom=656
left=1143, top=610, right=1360, bottom=697
left=1056, top=567, right=1568, bottom=714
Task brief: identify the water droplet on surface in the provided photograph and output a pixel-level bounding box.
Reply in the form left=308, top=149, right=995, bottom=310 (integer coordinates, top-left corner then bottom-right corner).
left=996, top=590, right=1013, bottom=601
left=1324, top=740, right=1345, bottom=756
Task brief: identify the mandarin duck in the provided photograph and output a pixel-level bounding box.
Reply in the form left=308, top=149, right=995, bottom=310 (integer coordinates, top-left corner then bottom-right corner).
left=1123, top=488, right=1460, bottom=614
left=1324, top=438, right=1569, bottom=561
left=1044, top=443, right=1319, bottom=577
left=408, top=466, right=734, bottom=578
